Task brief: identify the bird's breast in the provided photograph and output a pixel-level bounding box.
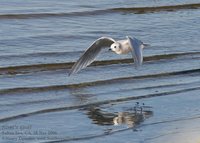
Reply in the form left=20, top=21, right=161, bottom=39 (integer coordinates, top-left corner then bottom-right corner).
left=120, top=43, right=131, bottom=54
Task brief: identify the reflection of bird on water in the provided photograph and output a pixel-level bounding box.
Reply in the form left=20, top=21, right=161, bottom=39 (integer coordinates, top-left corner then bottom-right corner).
left=69, top=36, right=149, bottom=76
left=84, top=103, right=153, bottom=127
left=113, top=103, right=153, bottom=127
left=84, top=106, right=115, bottom=125
left=113, top=112, right=144, bottom=127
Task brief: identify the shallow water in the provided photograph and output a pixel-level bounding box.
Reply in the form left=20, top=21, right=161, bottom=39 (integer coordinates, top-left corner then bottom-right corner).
left=0, top=1, right=200, bottom=143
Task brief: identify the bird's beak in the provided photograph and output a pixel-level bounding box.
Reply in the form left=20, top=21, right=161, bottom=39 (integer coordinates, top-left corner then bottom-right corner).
left=108, top=48, right=112, bottom=51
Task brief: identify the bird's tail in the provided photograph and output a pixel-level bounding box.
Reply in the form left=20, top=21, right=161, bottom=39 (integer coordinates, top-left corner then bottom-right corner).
left=143, top=43, right=151, bottom=47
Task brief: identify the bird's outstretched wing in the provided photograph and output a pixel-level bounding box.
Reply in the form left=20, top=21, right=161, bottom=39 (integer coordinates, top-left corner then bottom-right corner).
left=69, top=37, right=116, bottom=76
left=126, top=36, right=144, bottom=68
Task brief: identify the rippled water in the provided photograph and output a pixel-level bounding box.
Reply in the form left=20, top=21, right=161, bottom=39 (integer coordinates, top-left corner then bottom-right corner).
left=0, top=1, right=200, bottom=143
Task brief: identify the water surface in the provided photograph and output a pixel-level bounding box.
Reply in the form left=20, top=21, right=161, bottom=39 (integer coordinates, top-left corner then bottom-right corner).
left=0, top=1, right=200, bottom=143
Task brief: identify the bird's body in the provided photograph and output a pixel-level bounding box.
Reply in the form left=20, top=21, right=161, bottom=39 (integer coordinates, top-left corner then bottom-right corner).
left=111, top=39, right=132, bottom=54
left=69, top=36, right=147, bottom=76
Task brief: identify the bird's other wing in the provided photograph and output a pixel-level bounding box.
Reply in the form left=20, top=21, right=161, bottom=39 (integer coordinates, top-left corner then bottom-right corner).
left=126, top=36, right=143, bottom=68
left=69, top=37, right=116, bottom=76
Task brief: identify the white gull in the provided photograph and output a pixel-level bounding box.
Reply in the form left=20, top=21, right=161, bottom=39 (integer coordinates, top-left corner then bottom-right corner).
left=69, top=36, right=148, bottom=76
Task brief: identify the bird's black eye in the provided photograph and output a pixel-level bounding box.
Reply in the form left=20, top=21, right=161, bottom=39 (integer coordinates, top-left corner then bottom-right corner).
left=114, top=46, right=117, bottom=48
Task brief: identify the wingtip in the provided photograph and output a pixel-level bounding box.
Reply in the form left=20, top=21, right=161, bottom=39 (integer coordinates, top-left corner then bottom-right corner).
left=134, top=63, right=139, bottom=69
left=68, top=69, right=79, bottom=76
left=68, top=70, right=73, bottom=76
left=134, top=63, right=142, bottom=69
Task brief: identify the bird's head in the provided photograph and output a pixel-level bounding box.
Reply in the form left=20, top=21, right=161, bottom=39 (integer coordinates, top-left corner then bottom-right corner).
left=110, top=42, right=122, bottom=54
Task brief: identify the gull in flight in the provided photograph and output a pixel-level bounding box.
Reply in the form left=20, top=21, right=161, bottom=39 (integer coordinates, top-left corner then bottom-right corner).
left=69, top=36, right=148, bottom=76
